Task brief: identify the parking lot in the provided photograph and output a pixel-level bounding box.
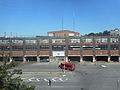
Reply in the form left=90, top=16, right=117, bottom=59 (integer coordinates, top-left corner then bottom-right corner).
left=14, top=62, right=120, bottom=90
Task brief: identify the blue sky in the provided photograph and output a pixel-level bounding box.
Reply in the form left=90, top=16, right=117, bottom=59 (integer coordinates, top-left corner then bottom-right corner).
left=0, top=0, right=120, bottom=36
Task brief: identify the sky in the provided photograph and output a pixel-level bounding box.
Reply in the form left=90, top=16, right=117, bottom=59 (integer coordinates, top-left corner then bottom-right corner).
left=0, top=0, right=120, bottom=36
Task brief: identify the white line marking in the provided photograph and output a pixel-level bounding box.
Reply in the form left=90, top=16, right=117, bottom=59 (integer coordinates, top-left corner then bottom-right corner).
left=29, top=77, right=35, bottom=81
left=101, top=65, right=107, bottom=68
left=36, top=78, right=40, bottom=82
left=52, top=77, right=58, bottom=82
left=62, top=75, right=66, bottom=77
left=59, top=78, right=68, bottom=81
left=65, top=78, right=68, bottom=81
left=59, top=78, right=64, bottom=81
left=44, top=78, right=49, bottom=82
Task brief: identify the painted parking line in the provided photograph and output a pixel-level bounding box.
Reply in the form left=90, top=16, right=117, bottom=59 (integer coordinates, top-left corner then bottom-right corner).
left=36, top=78, right=40, bottom=81
left=101, top=65, right=107, bottom=68
left=29, top=77, right=36, bottom=82
left=59, top=78, right=64, bottom=81
left=52, top=77, right=59, bottom=82
left=44, top=78, right=49, bottom=82
left=21, top=77, right=68, bottom=82
left=59, top=77, right=68, bottom=81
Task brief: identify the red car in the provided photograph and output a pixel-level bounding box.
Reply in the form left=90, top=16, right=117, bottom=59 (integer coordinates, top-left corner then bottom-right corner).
left=58, top=63, right=75, bottom=71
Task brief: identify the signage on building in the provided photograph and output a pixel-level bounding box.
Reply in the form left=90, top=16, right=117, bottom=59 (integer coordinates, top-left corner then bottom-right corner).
left=53, top=51, right=65, bottom=56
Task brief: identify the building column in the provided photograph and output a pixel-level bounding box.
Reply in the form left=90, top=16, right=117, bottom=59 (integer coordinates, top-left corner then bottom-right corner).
left=23, top=56, right=26, bottom=62
left=108, top=56, right=111, bottom=62
left=37, top=56, right=40, bottom=62
left=49, top=56, right=53, bottom=62
left=9, top=57, right=13, bottom=62
left=93, top=56, right=96, bottom=62
left=80, top=56, right=83, bottom=62
left=118, top=56, right=120, bottom=62
left=65, top=56, right=68, bottom=62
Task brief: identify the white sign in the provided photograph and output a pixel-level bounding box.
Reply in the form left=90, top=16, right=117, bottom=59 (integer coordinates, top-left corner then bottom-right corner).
left=53, top=51, right=65, bottom=56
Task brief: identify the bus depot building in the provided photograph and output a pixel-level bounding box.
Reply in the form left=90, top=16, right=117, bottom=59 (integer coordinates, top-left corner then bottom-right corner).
left=0, top=30, right=120, bottom=63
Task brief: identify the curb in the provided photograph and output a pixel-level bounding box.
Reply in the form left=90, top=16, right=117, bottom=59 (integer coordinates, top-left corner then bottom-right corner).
left=22, top=72, right=73, bottom=74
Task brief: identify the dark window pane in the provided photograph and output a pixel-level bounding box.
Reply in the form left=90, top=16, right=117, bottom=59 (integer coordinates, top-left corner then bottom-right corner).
left=40, top=45, right=49, bottom=50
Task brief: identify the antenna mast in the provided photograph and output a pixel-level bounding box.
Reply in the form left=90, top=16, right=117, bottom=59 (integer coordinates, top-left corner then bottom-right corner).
left=4, top=32, right=6, bottom=37
left=73, top=12, right=75, bottom=31
left=62, top=16, right=64, bottom=30
left=10, top=32, right=12, bottom=37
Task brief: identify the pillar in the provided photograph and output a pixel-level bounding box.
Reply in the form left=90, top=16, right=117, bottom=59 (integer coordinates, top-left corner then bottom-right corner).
left=23, top=57, right=26, bottom=62
left=93, top=56, right=96, bottom=62
left=10, top=57, right=13, bottom=62
left=119, top=56, right=120, bottom=62
left=49, top=56, right=52, bottom=62
left=108, top=56, right=111, bottom=62
left=65, top=56, right=68, bottom=62
left=80, top=56, right=83, bottom=62
left=37, top=56, right=40, bottom=62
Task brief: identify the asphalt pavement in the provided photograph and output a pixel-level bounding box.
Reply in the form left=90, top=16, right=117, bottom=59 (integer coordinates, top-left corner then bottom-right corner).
left=14, top=62, right=120, bottom=90
left=15, top=62, right=62, bottom=72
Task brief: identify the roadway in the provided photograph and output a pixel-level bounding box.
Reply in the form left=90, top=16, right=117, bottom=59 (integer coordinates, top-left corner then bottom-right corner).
left=14, top=62, right=120, bottom=90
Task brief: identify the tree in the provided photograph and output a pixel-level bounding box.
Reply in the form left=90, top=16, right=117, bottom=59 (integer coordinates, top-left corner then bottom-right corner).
left=103, top=30, right=110, bottom=36
left=85, top=30, right=110, bottom=36
left=0, top=52, right=35, bottom=90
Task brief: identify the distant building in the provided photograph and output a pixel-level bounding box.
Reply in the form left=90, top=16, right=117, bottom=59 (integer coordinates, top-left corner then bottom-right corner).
left=47, top=30, right=80, bottom=37
left=110, top=29, right=120, bottom=36
left=0, top=30, right=120, bottom=63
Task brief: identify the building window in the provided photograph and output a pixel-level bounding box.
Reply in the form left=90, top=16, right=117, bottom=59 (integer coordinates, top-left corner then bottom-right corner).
left=48, top=33, right=54, bottom=37
left=52, top=45, right=65, bottom=51
left=25, top=45, right=37, bottom=50
left=68, top=45, right=80, bottom=50
left=0, top=46, right=10, bottom=51
left=69, top=39, right=80, bottom=43
left=95, top=38, right=108, bottom=43
left=101, top=38, right=107, bottom=42
left=110, top=44, right=119, bottom=50
left=82, top=38, right=92, bottom=43
left=12, top=46, right=23, bottom=51
left=0, top=40, right=10, bottom=44
left=95, top=45, right=108, bottom=50
left=39, top=39, right=49, bottom=43
left=110, top=38, right=119, bottom=43
left=12, top=40, right=23, bottom=44
left=82, top=45, right=93, bottom=50
left=25, top=40, right=36, bottom=43
left=69, top=33, right=74, bottom=36
left=52, top=39, right=65, bottom=43
left=40, top=45, right=49, bottom=50
left=95, top=38, right=101, bottom=43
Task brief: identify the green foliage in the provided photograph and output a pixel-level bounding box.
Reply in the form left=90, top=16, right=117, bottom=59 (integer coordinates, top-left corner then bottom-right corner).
left=0, top=52, right=35, bottom=90
left=85, top=30, right=110, bottom=36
